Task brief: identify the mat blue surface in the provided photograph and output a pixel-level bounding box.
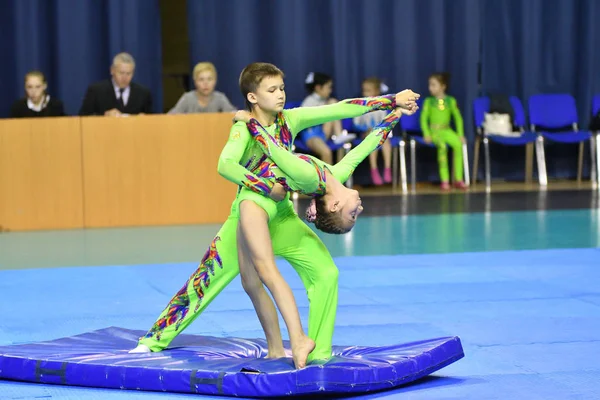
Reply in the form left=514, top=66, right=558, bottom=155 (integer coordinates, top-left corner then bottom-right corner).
left=1, top=242, right=600, bottom=399
left=0, top=328, right=463, bottom=397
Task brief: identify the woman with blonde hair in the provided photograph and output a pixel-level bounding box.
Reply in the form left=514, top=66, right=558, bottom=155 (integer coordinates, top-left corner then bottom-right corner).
left=168, top=62, right=236, bottom=113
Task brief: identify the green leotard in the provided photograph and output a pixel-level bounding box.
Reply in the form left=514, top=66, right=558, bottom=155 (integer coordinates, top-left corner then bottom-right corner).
left=419, top=96, right=465, bottom=183
left=137, top=95, right=397, bottom=362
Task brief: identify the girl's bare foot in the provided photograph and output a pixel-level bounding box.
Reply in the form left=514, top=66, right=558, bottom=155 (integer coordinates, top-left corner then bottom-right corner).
left=292, top=336, right=315, bottom=369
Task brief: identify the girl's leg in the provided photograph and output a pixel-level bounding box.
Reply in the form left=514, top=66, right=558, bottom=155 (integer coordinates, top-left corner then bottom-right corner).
left=247, top=120, right=323, bottom=191
left=322, top=98, right=343, bottom=140
left=368, top=150, right=383, bottom=185
left=135, top=217, right=240, bottom=352
left=363, top=128, right=383, bottom=185
left=381, top=139, right=393, bottom=183
left=239, top=200, right=315, bottom=368
left=440, top=129, right=464, bottom=184
left=322, top=121, right=334, bottom=140
left=236, top=218, right=285, bottom=358
left=306, top=136, right=333, bottom=165
left=323, top=120, right=343, bottom=140
left=433, top=133, right=450, bottom=188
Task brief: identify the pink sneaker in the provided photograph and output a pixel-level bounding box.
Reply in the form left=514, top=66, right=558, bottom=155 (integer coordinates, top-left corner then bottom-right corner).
left=441, top=182, right=451, bottom=191
left=453, top=181, right=468, bottom=190
left=383, top=167, right=392, bottom=183
left=371, top=169, right=383, bottom=185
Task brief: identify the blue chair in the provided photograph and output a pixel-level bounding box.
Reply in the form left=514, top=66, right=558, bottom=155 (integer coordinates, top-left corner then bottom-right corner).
left=472, top=96, right=541, bottom=190
left=403, top=99, right=470, bottom=192
left=592, top=95, right=600, bottom=116
left=529, top=94, right=595, bottom=185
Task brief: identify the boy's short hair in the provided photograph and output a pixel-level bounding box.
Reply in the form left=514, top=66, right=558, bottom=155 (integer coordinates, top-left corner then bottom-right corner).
left=193, top=62, right=217, bottom=80
left=239, top=63, right=285, bottom=110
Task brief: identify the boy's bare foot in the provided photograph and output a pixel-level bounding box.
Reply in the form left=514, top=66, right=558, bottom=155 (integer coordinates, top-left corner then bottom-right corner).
left=292, top=336, right=316, bottom=369
left=266, top=348, right=287, bottom=359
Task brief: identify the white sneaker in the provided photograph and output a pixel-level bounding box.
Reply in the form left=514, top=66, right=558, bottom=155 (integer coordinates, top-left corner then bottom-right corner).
left=332, top=130, right=356, bottom=145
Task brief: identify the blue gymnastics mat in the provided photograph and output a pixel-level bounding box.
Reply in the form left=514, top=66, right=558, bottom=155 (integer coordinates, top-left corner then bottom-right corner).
left=0, top=327, right=463, bottom=397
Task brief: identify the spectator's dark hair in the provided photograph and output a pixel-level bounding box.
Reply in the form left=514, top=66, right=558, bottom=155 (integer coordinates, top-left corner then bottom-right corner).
left=308, top=196, right=348, bottom=234
left=239, top=63, right=285, bottom=110
left=429, top=72, right=451, bottom=89
left=305, top=72, right=332, bottom=93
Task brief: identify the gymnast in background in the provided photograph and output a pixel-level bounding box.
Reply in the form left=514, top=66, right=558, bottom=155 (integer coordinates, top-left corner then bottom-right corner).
left=419, top=72, right=467, bottom=191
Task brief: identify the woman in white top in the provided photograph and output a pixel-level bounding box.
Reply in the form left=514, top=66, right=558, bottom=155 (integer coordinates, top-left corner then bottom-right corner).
left=168, top=62, right=236, bottom=114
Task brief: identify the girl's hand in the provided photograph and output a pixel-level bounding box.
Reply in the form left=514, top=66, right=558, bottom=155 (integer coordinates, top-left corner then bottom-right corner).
left=395, top=89, right=420, bottom=110
left=233, top=110, right=253, bottom=123
left=396, top=104, right=419, bottom=116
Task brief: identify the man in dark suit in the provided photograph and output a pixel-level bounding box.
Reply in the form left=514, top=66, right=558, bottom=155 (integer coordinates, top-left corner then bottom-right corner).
left=79, top=52, right=153, bottom=116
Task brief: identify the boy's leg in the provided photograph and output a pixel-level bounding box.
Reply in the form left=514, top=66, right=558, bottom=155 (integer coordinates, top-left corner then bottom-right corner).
left=239, top=200, right=315, bottom=368
left=270, top=210, right=339, bottom=362
left=236, top=218, right=285, bottom=358
left=136, top=216, right=240, bottom=352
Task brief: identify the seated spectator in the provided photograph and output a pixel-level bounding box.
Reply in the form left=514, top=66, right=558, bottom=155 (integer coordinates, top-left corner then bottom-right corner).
left=79, top=52, right=152, bottom=116
left=10, top=71, right=65, bottom=118
left=353, top=77, right=392, bottom=185
left=420, top=72, right=467, bottom=191
left=168, top=62, right=235, bottom=114
left=299, top=72, right=344, bottom=164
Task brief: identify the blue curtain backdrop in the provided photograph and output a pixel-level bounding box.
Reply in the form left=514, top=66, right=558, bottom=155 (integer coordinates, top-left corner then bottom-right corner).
left=1, top=0, right=598, bottom=182
left=480, top=0, right=600, bottom=180
left=0, top=0, right=163, bottom=116
left=186, top=0, right=481, bottom=183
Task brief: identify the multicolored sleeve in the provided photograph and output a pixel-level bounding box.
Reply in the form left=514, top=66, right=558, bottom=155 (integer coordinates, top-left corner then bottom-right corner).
left=419, top=97, right=432, bottom=139
left=246, top=118, right=321, bottom=195
left=450, top=97, right=465, bottom=137
left=283, top=95, right=397, bottom=138
left=217, top=122, right=274, bottom=197
left=330, top=110, right=401, bottom=183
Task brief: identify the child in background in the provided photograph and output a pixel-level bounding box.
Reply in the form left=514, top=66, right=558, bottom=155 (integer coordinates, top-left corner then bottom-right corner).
left=419, top=72, right=467, bottom=191
left=299, top=72, right=344, bottom=164
left=352, top=77, right=393, bottom=185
